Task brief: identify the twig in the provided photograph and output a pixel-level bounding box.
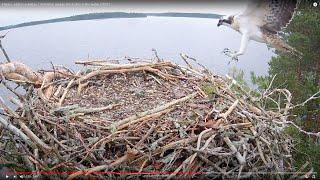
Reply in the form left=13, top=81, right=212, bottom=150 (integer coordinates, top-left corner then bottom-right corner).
left=152, top=48, right=162, bottom=62
left=290, top=90, right=320, bottom=109
left=223, top=136, right=246, bottom=165
left=180, top=53, right=195, bottom=70
left=67, top=147, right=139, bottom=180
left=219, top=100, right=239, bottom=119
left=135, top=124, right=156, bottom=148
left=117, top=108, right=172, bottom=130
left=0, top=116, right=35, bottom=148
left=111, top=92, right=198, bottom=131
left=285, top=120, right=320, bottom=137
left=58, top=78, right=75, bottom=106
left=0, top=32, right=11, bottom=62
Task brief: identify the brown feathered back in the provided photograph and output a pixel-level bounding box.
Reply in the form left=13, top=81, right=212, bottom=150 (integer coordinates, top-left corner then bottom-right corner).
left=243, top=0, right=298, bottom=32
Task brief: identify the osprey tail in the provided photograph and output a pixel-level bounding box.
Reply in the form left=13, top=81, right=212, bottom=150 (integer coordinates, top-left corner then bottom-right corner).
left=263, top=32, right=303, bottom=59
left=277, top=40, right=303, bottom=59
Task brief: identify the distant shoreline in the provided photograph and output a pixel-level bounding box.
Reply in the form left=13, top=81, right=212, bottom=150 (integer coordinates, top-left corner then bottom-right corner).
left=0, top=12, right=222, bottom=31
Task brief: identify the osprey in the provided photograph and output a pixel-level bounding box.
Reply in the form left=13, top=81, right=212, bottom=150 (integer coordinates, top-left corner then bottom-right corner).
left=217, top=0, right=301, bottom=61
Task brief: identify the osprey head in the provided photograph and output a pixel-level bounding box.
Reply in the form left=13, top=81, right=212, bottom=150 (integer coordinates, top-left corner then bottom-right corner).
left=217, top=15, right=234, bottom=27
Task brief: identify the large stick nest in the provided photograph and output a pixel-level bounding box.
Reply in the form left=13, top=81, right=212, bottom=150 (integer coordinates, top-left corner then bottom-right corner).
left=0, top=58, right=300, bottom=179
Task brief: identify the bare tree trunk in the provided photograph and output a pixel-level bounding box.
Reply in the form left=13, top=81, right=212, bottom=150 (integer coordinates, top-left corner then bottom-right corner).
left=297, top=60, right=302, bottom=82
left=316, top=59, right=320, bottom=86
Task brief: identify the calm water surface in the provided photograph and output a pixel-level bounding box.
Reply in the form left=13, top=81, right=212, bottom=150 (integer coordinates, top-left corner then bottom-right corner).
left=0, top=16, right=274, bottom=103
left=0, top=17, right=274, bottom=74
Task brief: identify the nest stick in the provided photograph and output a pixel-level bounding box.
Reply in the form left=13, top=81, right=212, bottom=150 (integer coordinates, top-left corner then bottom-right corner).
left=220, top=99, right=239, bottom=119
left=0, top=39, right=10, bottom=62
left=0, top=116, right=35, bottom=148
left=223, top=136, right=246, bottom=165
left=117, top=108, right=172, bottom=130
left=67, top=148, right=139, bottom=180
left=112, top=92, right=198, bottom=130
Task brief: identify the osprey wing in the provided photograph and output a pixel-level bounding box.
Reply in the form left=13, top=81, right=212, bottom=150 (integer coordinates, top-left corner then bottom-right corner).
left=242, top=0, right=298, bottom=32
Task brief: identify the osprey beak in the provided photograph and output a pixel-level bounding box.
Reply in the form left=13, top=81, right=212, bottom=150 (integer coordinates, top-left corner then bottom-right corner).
left=217, top=20, right=222, bottom=27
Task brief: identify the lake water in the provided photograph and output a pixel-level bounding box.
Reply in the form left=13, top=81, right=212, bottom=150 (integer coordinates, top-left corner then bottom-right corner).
left=0, top=16, right=274, bottom=75
left=0, top=16, right=274, bottom=103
